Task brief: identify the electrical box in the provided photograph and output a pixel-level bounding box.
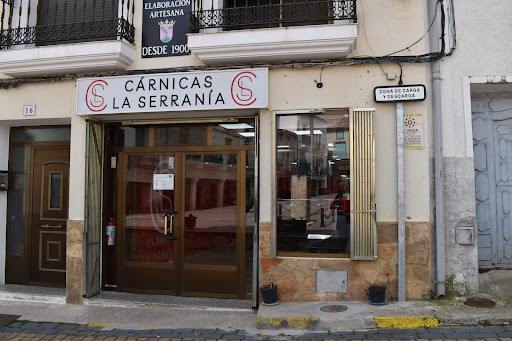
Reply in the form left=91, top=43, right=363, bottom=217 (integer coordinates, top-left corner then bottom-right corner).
left=456, top=226, right=474, bottom=245
left=0, top=171, right=8, bottom=191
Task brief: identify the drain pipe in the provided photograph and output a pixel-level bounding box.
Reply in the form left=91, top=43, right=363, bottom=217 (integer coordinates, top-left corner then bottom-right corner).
left=429, top=0, right=446, bottom=297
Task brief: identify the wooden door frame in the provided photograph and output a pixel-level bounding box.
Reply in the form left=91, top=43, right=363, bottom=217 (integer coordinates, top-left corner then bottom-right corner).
left=116, top=146, right=252, bottom=298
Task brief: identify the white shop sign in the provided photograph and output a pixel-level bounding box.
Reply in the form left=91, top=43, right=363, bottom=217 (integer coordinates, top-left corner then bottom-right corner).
left=374, top=84, right=426, bottom=103
left=76, top=68, right=268, bottom=115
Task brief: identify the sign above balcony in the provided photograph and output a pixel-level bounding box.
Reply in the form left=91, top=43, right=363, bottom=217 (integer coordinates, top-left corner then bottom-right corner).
left=76, top=69, right=268, bottom=115
left=142, top=0, right=191, bottom=58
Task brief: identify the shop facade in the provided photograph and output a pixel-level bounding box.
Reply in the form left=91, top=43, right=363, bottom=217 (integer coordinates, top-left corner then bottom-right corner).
left=0, top=0, right=434, bottom=304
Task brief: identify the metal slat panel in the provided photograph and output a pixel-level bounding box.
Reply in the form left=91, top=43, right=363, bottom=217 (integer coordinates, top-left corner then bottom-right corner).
left=351, top=109, right=376, bottom=260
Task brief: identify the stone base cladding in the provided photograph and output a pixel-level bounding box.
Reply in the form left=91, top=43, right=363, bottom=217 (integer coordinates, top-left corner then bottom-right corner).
left=66, top=220, right=84, bottom=304
left=259, top=221, right=431, bottom=301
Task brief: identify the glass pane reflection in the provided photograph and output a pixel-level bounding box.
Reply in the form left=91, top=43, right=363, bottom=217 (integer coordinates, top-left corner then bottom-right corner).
left=184, top=154, right=237, bottom=266
left=125, top=155, right=175, bottom=263
left=49, top=173, right=61, bottom=209
left=276, top=113, right=350, bottom=254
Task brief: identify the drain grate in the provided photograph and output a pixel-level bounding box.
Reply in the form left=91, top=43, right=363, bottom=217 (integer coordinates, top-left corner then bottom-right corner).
left=320, top=304, right=348, bottom=313
left=464, top=297, right=495, bottom=308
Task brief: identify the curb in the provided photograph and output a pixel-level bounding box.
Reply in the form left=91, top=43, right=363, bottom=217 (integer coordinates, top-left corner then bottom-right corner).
left=256, top=316, right=319, bottom=329
left=371, top=316, right=440, bottom=329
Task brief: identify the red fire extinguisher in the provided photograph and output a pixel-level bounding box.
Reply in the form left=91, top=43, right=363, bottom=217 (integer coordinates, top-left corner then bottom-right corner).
left=106, top=217, right=116, bottom=246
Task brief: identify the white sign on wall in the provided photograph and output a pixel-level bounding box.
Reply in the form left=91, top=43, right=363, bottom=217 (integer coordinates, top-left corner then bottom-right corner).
left=76, top=68, right=268, bottom=115
left=374, top=85, right=426, bottom=103
left=404, top=113, right=424, bottom=149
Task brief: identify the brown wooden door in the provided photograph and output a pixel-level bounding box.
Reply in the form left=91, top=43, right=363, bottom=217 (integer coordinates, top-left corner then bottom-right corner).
left=117, top=151, right=248, bottom=298
left=29, top=146, right=70, bottom=286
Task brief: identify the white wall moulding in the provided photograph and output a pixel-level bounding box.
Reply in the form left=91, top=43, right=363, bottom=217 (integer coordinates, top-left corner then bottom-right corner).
left=188, top=24, right=357, bottom=65
left=0, top=40, right=135, bottom=78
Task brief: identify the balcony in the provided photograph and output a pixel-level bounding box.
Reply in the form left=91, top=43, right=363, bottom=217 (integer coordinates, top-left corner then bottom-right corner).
left=0, top=0, right=135, bottom=77
left=188, top=0, right=357, bottom=64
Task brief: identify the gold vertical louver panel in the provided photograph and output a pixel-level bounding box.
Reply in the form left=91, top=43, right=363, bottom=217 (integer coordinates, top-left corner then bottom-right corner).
left=350, top=108, right=377, bottom=260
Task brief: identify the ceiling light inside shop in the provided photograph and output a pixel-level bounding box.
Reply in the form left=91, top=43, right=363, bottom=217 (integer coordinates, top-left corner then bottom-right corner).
left=278, top=145, right=290, bottom=148
left=292, top=130, right=323, bottom=135
left=239, top=132, right=255, bottom=137
left=219, top=123, right=254, bottom=129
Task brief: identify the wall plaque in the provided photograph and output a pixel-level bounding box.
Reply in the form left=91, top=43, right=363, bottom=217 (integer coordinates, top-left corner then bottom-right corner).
left=316, top=270, right=348, bottom=293
left=142, top=0, right=191, bottom=58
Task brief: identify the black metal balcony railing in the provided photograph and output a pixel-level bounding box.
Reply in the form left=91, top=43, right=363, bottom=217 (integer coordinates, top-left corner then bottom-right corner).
left=190, top=0, right=356, bottom=31
left=0, top=0, right=135, bottom=49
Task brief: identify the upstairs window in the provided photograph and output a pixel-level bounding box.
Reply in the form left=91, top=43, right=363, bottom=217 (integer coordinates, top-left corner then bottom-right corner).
left=0, top=0, right=135, bottom=49
left=190, top=0, right=356, bottom=31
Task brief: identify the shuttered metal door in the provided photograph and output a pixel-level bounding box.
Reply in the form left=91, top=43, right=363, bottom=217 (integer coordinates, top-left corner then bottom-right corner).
left=350, top=108, right=377, bottom=260
left=36, top=0, right=119, bottom=45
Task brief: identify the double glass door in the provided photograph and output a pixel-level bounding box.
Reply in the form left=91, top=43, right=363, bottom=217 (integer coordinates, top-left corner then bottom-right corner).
left=117, top=151, right=252, bottom=298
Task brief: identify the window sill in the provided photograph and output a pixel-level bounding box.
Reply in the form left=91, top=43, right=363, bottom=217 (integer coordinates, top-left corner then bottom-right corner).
left=188, top=23, right=357, bottom=65
left=277, top=252, right=351, bottom=259
left=0, top=40, right=135, bottom=78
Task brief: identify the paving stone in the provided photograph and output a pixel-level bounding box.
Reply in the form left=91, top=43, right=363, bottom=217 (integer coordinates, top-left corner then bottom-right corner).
left=470, top=333, right=501, bottom=338
left=6, top=323, right=25, bottom=329
left=217, top=330, right=239, bottom=336
left=452, top=327, right=481, bottom=333
left=497, top=332, right=512, bottom=338
left=330, top=331, right=355, bottom=336
left=480, top=327, right=506, bottom=333
left=450, top=333, right=472, bottom=339
left=245, top=336, right=268, bottom=341
left=504, top=326, right=512, bottom=332
left=418, top=334, right=448, bottom=340
left=344, top=334, right=371, bottom=340
left=173, top=329, right=196, bottom=335
left=38, top=326, right=59, bottom=331
left=21, top=324, right=43, bottom=331
left=376, top=329, right=408, bottom=334
left=399, top=334, right=423, bottom=340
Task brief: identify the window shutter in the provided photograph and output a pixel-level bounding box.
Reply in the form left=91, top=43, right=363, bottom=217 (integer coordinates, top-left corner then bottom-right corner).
left=350, top=108, right=377, bottom=260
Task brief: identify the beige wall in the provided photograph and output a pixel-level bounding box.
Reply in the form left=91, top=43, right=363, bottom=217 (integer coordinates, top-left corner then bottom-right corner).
left=126, top=0, right=428, bottom=71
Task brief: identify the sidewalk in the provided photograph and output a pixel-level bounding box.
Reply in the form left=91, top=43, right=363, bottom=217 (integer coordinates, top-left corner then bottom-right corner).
left=0, top=270, right=511, bottom=337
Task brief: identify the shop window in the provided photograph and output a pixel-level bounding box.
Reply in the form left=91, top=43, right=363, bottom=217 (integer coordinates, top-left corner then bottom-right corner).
left=275, top=109, right=376, bottom=258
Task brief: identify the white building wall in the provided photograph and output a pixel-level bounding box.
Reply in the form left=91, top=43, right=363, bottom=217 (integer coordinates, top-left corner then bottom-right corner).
left=440, top=0, right=512, bottom=294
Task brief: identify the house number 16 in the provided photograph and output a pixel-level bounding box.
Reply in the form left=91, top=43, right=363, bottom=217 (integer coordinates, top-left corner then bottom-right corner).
left=24, top=105, right=36, bottom=116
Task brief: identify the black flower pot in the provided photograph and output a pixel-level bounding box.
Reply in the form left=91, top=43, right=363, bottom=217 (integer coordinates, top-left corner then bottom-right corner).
left=259, top=284, right=279, bottom=306
left=368, top=285, right=386, bottom=304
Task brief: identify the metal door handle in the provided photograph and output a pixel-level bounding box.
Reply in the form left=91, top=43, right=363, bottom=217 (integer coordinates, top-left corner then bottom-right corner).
left=42, top=224, right=62, bottom=229
left=164, top=211, right=178, bottom=240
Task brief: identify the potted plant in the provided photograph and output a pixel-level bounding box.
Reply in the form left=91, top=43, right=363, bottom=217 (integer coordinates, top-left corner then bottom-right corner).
left=259, top=282, right=279, bottom=306
left=368, top=284, right=387, bottom=305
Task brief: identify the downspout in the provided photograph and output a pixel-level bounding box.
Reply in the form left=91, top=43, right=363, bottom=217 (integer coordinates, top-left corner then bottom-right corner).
left=429, top=0, right=446, bottom=297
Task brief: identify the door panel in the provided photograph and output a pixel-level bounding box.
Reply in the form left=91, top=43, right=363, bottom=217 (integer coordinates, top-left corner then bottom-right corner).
left=29, top=147, right=69, bottom=286
left=494, top=120, right=512, bottom=267
left=119, top=154, right=179, bottom=293
left=182, top=153, right=241, bottom=297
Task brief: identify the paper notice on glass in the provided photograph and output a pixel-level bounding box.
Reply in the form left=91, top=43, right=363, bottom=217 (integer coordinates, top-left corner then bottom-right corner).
left=153, top=174, right=174, bottom=190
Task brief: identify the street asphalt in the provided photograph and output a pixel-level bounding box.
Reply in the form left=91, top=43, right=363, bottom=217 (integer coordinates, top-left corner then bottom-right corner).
left=2, top=321, right=512, bottom=341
